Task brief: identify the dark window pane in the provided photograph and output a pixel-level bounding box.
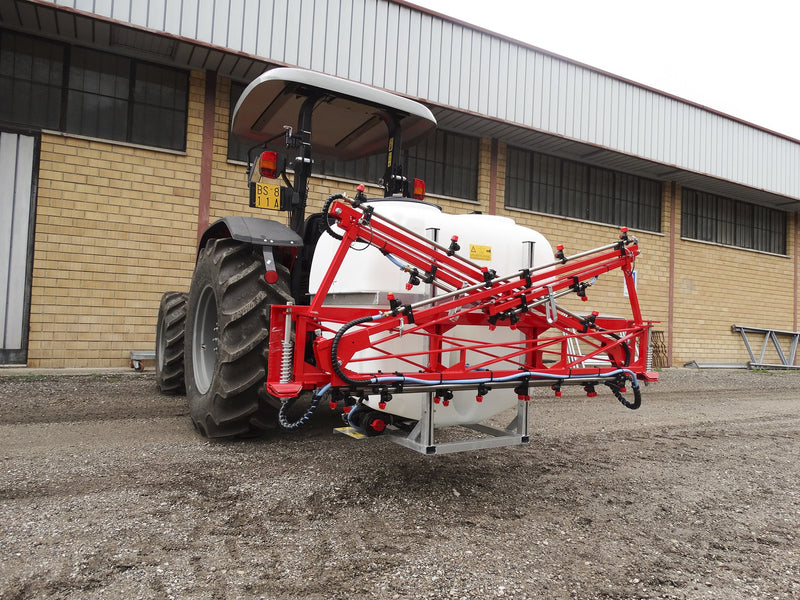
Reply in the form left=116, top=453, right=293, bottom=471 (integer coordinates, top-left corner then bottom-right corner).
left=312, top=154, right=384, bottom=184
left=406, top=130, right=479, bottom=200
left=65, top=48, right=129, bottom=142
left=506, top=147, right=531, bottom=210
left=312, top=129, right=478, bottom=199
left=504, top=146, right=661, bottom=232
left=66, top=89, right=128, bottom=140
left=1, top=32, right=187, bottom=150
left=681, top=187, right=786, bottom=253
left=0, top=31, right=64, bottom=129
left=130, top=62, right=187, bottom=150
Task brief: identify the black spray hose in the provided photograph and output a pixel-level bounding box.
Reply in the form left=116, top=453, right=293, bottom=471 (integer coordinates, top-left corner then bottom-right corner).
left=331, top=310, right=644, bottom=413
left=322, top=193, right=348, bottom=240
left=331, top=313, right=644, bottom=408
left=330, top=315, right=379, bottom=386
left=278, top=389, right=326, bottom=431
left=605, top=379, right=642, bottom=410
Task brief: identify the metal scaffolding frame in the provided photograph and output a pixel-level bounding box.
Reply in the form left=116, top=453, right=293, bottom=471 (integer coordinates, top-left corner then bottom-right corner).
left=732, top=325, right=800, bottom=369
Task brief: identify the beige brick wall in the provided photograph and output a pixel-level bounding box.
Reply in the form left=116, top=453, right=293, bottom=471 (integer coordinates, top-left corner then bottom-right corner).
left=671, top=184, right=797, bottom=366
left=27, top=71, right=206, bottom=367
left=476, top=138, right=492, bottom=205
left=23, top=71, right=799, bottom=368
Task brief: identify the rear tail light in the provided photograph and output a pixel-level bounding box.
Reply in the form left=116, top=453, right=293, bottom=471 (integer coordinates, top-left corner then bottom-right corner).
left=259, top=151, right=278, bottom=179
left=412, top=178, right=425, bottom=200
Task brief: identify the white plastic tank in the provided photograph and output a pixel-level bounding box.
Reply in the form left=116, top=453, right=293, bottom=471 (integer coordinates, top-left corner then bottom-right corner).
left=308, top=199, right=553, bottom=426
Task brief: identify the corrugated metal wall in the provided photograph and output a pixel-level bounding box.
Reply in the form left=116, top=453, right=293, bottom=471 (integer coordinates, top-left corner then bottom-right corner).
left=0, top=131, right=36, bottom=363
left=45, top=0, right=800, bottom=201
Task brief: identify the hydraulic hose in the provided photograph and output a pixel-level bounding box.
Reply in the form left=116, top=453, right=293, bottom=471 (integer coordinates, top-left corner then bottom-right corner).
left=384, top=253, right=406, bottom=270
left=366, top=368, right=640, bottom=390
left=322, top=193, right=348, bottom=240
left=330, top=315, right=381, bottom=386
left=605, top=380, right=641, bottom=410
left=278, top=384, right=331, bottom=430
left=329, top=313, right=642, bottom=410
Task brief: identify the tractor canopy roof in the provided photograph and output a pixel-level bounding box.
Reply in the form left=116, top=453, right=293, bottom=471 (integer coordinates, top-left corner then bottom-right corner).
left=231, top=68, right=437, bottom=160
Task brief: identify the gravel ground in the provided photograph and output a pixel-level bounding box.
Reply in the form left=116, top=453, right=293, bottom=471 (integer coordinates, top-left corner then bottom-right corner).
left=0, top=368, right=798, bottom=599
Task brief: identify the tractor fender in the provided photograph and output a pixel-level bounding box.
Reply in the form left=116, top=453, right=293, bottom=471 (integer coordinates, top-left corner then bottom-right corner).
left=198, top=216, right=303, bottom=254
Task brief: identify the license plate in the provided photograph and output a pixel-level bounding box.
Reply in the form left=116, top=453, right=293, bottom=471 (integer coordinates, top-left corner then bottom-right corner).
left=254, top=182, right=282, bottom=211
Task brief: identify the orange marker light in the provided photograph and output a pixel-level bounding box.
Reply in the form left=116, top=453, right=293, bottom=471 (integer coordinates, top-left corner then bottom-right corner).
left=412, top=178, right=426, bottom=200
left=259, top=151, right=278, bottom=179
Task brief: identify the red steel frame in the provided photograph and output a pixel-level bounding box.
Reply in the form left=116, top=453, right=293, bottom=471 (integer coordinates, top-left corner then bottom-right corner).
left=267, top=198, right=658, bottom=403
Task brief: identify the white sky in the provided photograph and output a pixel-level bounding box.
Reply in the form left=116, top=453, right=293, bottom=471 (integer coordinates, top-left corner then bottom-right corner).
left=409, top=0, right=800, bottom=141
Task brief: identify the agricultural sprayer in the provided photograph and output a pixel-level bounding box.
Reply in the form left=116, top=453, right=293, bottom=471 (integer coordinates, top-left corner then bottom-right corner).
left=156, top=68, right=657, bottom=454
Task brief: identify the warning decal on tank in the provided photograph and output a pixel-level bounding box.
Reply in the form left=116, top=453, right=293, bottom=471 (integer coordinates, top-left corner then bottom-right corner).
left=469, top=244, right=492, bottom=261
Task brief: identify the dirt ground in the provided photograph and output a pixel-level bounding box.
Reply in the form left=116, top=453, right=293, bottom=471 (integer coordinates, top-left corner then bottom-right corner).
left=0, top=369, right=798, bottom=600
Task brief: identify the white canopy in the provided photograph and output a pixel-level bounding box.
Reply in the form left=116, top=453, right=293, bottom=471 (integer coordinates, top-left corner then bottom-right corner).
left=231, top=68, right=437, bottom=160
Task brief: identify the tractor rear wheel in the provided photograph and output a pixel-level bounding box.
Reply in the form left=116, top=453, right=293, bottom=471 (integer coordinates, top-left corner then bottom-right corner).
left=155, top=291, right=187, bottom=394
left=184, top=238, right=291, bottom=438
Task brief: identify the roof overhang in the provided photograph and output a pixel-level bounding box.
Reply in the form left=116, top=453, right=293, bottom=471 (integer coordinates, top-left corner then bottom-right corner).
left=3, top=0, right=798, bottom=212
left=1, top=0, right=269, bottom=80
left=433, top=107, right=800, bottom=213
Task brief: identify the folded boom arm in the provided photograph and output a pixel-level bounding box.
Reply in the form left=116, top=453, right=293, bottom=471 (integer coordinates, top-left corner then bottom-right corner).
left=267, top=197, right=657, bottom=411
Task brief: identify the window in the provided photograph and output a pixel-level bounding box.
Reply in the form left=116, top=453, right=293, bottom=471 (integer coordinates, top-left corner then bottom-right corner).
left=403, top=130, right=480, bottom=200
left=66, top=48, right=129, bottom=141
left=681, top=188, right=786, bottom=254
left=0, top=30, right=188, bottom=151
left=130, top=62, right=188, bottom=149
left=0, top=31, right=64, bottom=130
left=313, top=130, right=479, bottom=199
left=315, top=154, right=384, bottom=183
left=505, top=146, right=662, bottom=232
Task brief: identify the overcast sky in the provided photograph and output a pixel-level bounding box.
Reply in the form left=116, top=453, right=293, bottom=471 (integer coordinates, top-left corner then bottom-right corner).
left=410, top=0, right=800, bottom=141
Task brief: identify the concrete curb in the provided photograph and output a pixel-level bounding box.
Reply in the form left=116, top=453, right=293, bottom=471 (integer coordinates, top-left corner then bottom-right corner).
left=0, top=367, right=145, bottom=377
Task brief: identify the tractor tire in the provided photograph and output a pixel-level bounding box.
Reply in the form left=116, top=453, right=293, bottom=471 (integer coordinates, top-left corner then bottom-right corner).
left=155, top=291, right=187, bottom=395
left=184, top=238, right=292, bottom=438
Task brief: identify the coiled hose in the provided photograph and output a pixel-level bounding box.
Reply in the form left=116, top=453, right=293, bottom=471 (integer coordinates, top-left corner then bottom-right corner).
left=278, top=384, right=331, bottom=431
left=322, top=193, right=348, bottom=240
left=605, top=379, right=642, bottom=410
left=330, top=315, right=379, bottom=386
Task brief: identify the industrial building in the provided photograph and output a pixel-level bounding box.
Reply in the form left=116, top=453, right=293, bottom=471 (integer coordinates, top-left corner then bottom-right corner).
left=1, top=0, right=798, bottom=368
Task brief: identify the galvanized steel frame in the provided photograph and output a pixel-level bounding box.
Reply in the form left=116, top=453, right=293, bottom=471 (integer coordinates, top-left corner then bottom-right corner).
left=732, top=324, right=800, bottom=369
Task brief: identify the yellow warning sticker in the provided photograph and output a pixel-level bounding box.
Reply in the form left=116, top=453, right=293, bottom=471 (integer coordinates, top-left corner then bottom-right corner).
left=469, top=244, right=492, bottom=261
left=334, top=426, right=368, bottom=439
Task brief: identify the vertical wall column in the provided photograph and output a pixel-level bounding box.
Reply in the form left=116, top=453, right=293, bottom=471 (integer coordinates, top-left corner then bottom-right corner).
left=795, top=212, right=799, bottom=332
left=488, top=139, right=498, bottom=215
left=666, top=182, right=678, bottom=367
left=197, top=70, right=216, bottom=244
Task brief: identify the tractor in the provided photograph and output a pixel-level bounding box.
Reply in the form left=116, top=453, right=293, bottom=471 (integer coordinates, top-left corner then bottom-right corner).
left=155, top=67, right=657, bottom=454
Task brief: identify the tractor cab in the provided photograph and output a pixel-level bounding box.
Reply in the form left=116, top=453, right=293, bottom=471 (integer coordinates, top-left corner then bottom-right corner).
left=230, top=67, right=437, bottom=234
